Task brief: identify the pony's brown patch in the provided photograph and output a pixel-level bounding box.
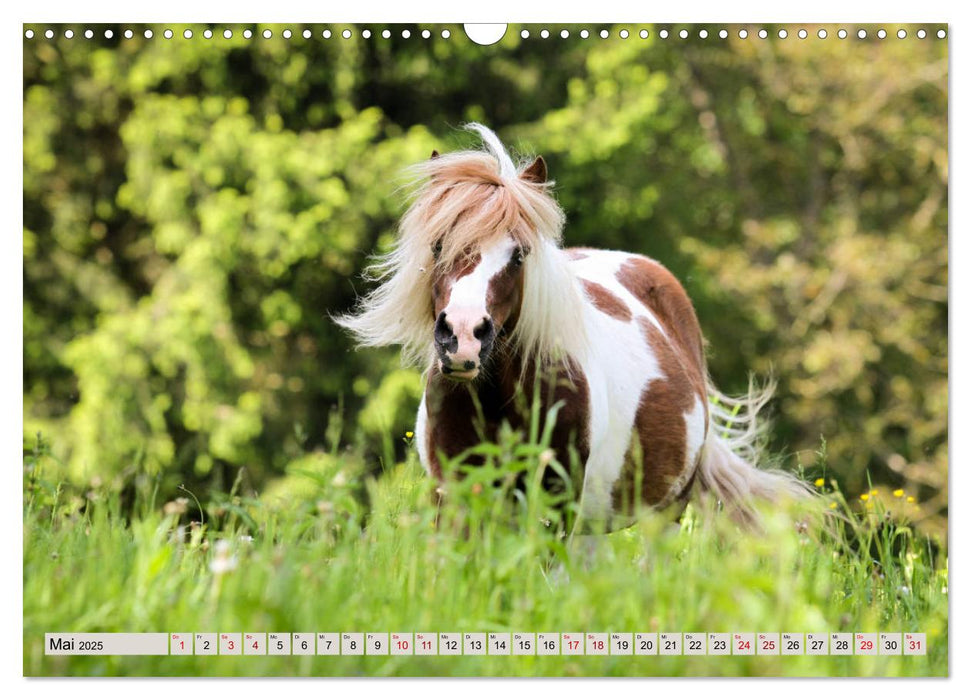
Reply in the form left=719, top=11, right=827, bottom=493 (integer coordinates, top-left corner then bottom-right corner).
left=540, top=360, right=592, bottom=483
left=423, top=349, right=590, bottom=496
left=615, top=256, right=707, bottom=396
left=486, top=260, right=526, bottom=332
left=581, top=279, right=632, bottom=322
left=612, top=319, right=703, bottom=512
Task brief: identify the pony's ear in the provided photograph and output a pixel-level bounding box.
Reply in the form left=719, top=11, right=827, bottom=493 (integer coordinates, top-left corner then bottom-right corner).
left=430, top=150, right=440, bottom=159
left=520, top=156, right=547, bottom=184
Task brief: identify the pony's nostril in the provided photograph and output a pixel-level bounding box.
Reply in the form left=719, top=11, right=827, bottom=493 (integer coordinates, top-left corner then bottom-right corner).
left=473, top=316, right=495, bottom=341
left=434, top=311, right=457, bottom=352
left=463, top=360, right=476, bottom=371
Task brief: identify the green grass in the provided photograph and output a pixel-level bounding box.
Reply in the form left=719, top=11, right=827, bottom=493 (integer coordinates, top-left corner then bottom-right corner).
left=23, top=431, right=947, bottom=677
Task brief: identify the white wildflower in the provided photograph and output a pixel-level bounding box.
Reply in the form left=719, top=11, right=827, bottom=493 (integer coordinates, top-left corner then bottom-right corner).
left=210, top=539, right=238, bottom=574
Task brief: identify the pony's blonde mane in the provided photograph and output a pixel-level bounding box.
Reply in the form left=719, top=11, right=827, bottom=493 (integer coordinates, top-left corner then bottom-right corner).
left=335, top=123, right=589, bottom=373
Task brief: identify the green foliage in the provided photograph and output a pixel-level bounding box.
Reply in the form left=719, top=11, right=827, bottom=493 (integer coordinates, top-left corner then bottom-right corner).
left=23, top=24, right=947, bottom=537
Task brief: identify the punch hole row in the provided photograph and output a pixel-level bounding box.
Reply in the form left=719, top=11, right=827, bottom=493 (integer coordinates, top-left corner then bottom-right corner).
left=521, top=27, right=945, bottom=41
left=23, top=27, right=452, bottom=40
left=23, top=26, right=948, bottom=42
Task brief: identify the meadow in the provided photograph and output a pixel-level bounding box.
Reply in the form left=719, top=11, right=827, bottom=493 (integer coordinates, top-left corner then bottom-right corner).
left=23, top=426, right=948, bottom=677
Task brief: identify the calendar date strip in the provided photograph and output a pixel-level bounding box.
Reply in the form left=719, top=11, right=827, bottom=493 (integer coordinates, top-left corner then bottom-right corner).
left=45, top=632, right=927, bottom=656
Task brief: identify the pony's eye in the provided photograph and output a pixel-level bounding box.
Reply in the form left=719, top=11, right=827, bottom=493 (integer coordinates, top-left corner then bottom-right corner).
left=511, top=248, right=525, bottom=267
left=432, top=240, right=443, bottom=260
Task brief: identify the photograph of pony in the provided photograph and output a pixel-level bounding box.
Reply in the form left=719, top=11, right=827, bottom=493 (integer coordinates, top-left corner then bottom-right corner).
left=23, top=23, right=947, bottom=677
left=337, top=123, right=808, bottom=533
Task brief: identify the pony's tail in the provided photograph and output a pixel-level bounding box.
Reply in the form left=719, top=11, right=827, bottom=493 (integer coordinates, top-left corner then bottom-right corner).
left=695, top=377, right=812, bottom=525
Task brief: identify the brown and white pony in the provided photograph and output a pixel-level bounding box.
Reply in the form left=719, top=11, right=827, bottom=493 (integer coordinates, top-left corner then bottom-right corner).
left=338, top=124, right=807, bottom=529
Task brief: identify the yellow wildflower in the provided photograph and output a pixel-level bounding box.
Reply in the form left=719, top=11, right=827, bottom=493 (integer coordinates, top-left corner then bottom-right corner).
left=893, top=489, right=904, bottom=498
left=405, top=431, right=414, bottom=439
left=870, top=489, right=879, bottom=496
left=860, top=494, right=870, bottom=502
left=814, top=478, right=825, bottom=487
left=907, top=496, right=916, bottom=503
left=829, top=502, right=838, bottom=509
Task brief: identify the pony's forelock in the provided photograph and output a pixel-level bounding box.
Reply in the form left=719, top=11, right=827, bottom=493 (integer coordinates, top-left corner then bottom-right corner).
left=335, top=124, right=588, bottom=372
left=465, top=122, right=517, bottom=178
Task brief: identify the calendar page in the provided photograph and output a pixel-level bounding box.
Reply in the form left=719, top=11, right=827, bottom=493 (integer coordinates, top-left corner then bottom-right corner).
left=22, top=19, right=948, bottom=678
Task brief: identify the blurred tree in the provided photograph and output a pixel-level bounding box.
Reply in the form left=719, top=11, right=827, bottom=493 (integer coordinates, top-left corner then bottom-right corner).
left=23, top=24, right=947, bottom=535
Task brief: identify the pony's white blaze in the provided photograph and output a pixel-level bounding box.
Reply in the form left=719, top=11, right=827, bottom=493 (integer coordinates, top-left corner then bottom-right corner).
left=441, top=237, right=517, bottom=375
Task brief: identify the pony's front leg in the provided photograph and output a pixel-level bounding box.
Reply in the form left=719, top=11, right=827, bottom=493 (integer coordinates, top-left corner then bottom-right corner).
left=541, top=533, right=609, bottom=589
left=415, top=389, right=451, bottom=529
left=415, top=367, right=484, bottom=480
left=414, top=392, right=434, bottom=477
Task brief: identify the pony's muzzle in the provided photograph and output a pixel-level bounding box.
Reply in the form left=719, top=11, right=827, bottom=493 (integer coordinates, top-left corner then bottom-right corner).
left=434, top=311, right=494, bottom=380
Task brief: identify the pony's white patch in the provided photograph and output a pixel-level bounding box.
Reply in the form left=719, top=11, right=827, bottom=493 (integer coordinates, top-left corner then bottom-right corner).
left=572, top=281, right=664, bottom=524
left=684, top=394, right=707, bottom=473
